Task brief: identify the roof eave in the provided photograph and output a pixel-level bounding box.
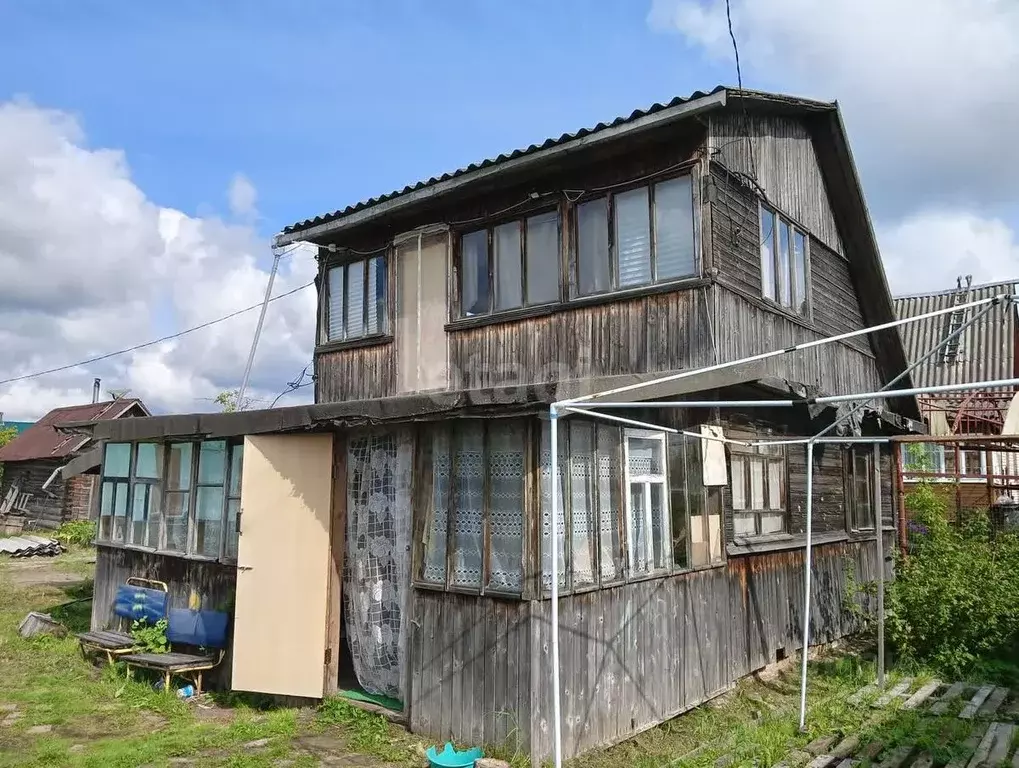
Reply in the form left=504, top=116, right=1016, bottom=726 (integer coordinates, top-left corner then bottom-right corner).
left=275, top=88, right=730, bottom=247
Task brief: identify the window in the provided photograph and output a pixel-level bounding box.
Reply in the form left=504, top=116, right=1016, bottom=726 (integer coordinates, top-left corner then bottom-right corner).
left=459, top=211, right=561, bottom=317
left=97, top=439, right=243, bottom=561
left=322, top=254, right=387, bottom=343
left=730, top=442, right=787, bottom=537
left=575, top=175, right=696, bottom=297
left=760, top=204, right=809, bottom=316
left=845, top=448, right=875, bottom=531
left=624, top=430, right=670, bottom=575
left=959, top=449, right=988, bottom=481
left=670, top=430, right=724, bottom=567
left=419, top=420, right=526, bottom=593
left=902, top=442, right=946, bottom=478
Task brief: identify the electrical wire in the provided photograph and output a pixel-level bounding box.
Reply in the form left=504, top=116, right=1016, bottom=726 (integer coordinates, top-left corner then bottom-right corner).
left=270, top=363, right=314, bottom=408
left=0, top=282, right=314, bottom=387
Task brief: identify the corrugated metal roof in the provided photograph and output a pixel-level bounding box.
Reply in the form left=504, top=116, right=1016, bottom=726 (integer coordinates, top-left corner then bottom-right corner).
left=894, top=279, right=1018, bottom=389
left=281, top=86, right=732, bottom=236
left=0, top=399, right=147, bottom=463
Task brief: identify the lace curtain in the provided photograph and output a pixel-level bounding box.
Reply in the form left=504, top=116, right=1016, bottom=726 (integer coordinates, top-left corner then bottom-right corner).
left=345, top=429, right=413, bottom=700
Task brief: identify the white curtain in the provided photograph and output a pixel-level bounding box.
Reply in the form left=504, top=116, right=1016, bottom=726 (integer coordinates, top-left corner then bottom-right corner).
left=345, top=429, right=413, bottom=700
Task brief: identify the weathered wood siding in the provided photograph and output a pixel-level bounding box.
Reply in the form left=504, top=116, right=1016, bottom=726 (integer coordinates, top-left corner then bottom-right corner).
left=708, top=112, right=843, bottom=254
left=520, top=539, right=886, bottom=761
left=316, top=341, right=396, bottom=402
left=0, top=458, right=65, bottom=529
left=714, top=285, right=882, bottom=394
left=91, top=546, right=237, bottom=688
left=449, top=288, right=714, bottom=390
left=709, top=163, right=873, bottom=358
left=407, top=590, right=532, bottom=754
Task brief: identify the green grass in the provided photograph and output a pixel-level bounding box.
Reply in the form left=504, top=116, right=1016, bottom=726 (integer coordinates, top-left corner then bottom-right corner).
left=0, top=551, right=420, bottom=767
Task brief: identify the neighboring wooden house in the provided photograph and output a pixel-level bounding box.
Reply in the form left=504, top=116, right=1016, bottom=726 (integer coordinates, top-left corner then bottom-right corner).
left=84, top=87, right=920, bottom=764
left=0, top=399, right=149, bottom=529
left=894, top=279, right=1019, bottom=511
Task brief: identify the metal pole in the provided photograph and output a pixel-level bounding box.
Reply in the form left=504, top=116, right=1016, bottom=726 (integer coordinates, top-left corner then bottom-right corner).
left=549, top=406, right=563, bottom=768
left=809, top=302, right=1000, bottom=442
left=799, top=441, right=815, bottom=731
left=873, top=442, right=885, bottom=689
left=237, top=249, right=281, bottom=410
left=565, top=293, right=1012, bottom=405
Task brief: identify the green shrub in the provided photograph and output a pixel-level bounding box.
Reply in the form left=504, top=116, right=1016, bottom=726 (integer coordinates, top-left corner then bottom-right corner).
left=131, top=618, right=169, bottom=654
left=55, top=519, right=97, bottom=546
left=887, top=480, right=1019, bottom=676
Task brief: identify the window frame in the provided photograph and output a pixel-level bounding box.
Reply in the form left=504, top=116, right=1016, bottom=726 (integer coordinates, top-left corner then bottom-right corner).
left=95, top=439, right=243, bottom=563
left=901, top=442, right=947, bottom=480
left=729, top=441, right=789, bottom=539
left=759, top=202, right=811, bottom=319
left=623, top=429, right=671, bottom=576
left=845, top=447, right=876, bottom=532
left=414, top=419, right=529, bottom=597
left=571, top=170, right=700, bottom=300
left=958, top=448, right=989, bottom=482
left=319, top=250, right=390, bottom=347
left=454, top=207, right=563, bottom=319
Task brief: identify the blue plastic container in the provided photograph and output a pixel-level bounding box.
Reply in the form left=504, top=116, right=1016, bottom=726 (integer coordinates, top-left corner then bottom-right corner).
left=425, top=742, right=484, bottom=768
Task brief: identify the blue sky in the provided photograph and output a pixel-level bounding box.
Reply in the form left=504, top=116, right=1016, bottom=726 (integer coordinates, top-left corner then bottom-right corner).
left=0, top=0, right=734, bottom=247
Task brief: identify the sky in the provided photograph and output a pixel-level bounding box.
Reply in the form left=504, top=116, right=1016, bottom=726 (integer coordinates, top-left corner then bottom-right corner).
left=0, top=0, right=1017, bottom=421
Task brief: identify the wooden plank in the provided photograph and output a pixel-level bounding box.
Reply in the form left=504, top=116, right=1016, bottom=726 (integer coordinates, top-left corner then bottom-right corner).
left=483, top=599, right=497, bottom=748
left=849, top=684, right=878, bottom=706
left=961, top=685, right=996, bottom=720
left=322, top=435, right=347, bottom=697
left=877, top=746, right=915, bottom=768
left=860, top=742, right=885, bottom=761
left=806, top=736, right=838, bottom=756
left=965, top=721, right=999, bottom=767
left=986, top=723, right=1015, bottom=767
left=804, top=756, right=838, bottom=768
left=932, top=682, right=970, bottom=715
left=834, top=761, right=858, bottom=768
left=528, top=599, right=543, bottom=767
left=902, top=680, right=941, bottom=710
left=977, top=686, right=1009, bottom=719
left=874, top=679, right=914, bottom=708
left=910, top=753, right=934, bottom=768
left=946, top=724, right=989, bottom=768
left=831, top=735, right=861, bottom=759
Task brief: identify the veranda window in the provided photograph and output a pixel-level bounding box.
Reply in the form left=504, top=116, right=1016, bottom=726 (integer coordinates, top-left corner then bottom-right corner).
left=97, top=439, right=243, bottom=561
left=418, top=420, right=527, bottom=594
left=624, top=430, right=670, bottom=575
left=759, top=203, right=809, bottom=316
left=459, top=211, right=561, bottom=317
left=845, top=448, right=876, bottom=531
left=730, top=442, right=787, bottom=537
left=574, top=175, right=696, bottom=297
left=322, top=253, right=388, bottom=343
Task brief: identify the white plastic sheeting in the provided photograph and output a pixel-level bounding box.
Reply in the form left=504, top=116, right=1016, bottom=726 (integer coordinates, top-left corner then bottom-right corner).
left=345, top=429, right=413, bottom=700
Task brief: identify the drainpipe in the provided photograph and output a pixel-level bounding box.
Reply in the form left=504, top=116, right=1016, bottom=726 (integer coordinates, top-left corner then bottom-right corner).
left=92, top=378, right=101, bottom=404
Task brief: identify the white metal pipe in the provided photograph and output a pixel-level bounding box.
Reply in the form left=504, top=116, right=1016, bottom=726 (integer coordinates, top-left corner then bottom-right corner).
left=813, top=378, right=1019, bottom=405
left=563, top=400, right=797, bottom=409
left=564, top=293, right=1013, bottom=405
left=237, top=249, right=281, bottom=409
left=809, top=302, right=999, bottom=443
left=798, top=441, right=815, bottom=731
left=549, top=406, right=563, bottom=768
left=874, top=442, right=885, bottom=689
left=755, top=437, right=892, bottom=446
left=560, top=405, right=679, bottom=434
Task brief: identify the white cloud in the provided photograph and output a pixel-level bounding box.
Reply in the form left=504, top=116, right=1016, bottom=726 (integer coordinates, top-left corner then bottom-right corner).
left=0, top=100, right=317, bottom=421
left=880, top=211, right=1019, bottom=295
left=649, top=0, right=1019, bottom=293
left=228, top=172, right=258, bottom=221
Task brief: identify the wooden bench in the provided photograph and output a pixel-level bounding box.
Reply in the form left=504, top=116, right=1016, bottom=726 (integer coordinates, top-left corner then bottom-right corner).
left=121, top=608, right=230, bottom=695
left=77, top=577, right=168, bottom=663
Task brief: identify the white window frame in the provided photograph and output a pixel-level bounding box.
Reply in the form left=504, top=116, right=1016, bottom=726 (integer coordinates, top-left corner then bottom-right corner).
left=623, top=429, right=670, bottom=575
left=958, top=448, right=989, bottom=482
left=901, top=443, right=947, bottom=481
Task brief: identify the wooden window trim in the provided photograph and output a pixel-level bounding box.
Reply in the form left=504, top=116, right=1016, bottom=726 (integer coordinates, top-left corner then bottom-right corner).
left=453, top=205, right=563, bottom=320
left=571, top=168, right=700, bottom=301
left=319, top=250, right=392, bottom=347
left=758, top=201, right=812, bottom=321
left=730, top=441, right=789, bottom=539
left=845, top=447, right=876, bottom=532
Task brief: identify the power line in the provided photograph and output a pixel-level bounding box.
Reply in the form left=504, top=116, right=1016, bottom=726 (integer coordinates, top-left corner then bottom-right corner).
left=270, top=363, right=314, bottom=408
left=0, top=281, right=314, bottom=387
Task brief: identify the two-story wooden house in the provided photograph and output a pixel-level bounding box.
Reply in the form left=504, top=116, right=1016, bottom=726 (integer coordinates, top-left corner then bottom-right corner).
left=84, top=87, right=919, bottom=764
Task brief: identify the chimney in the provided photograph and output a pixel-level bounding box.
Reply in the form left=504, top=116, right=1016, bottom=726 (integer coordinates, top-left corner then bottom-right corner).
left=92, top=378, right=101, bottom=404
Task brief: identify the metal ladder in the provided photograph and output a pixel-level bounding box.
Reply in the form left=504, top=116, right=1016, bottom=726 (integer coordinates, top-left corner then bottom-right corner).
left=941, top=274, right=973, bottom=363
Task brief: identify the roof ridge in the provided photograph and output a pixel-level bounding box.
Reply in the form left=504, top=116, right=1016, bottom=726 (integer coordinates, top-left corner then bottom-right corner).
left=894, top=278, right=1019, bottom=301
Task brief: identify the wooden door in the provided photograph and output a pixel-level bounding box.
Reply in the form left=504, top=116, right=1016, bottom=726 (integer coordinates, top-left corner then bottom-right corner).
left=231, top=433, right=334, bottom=698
